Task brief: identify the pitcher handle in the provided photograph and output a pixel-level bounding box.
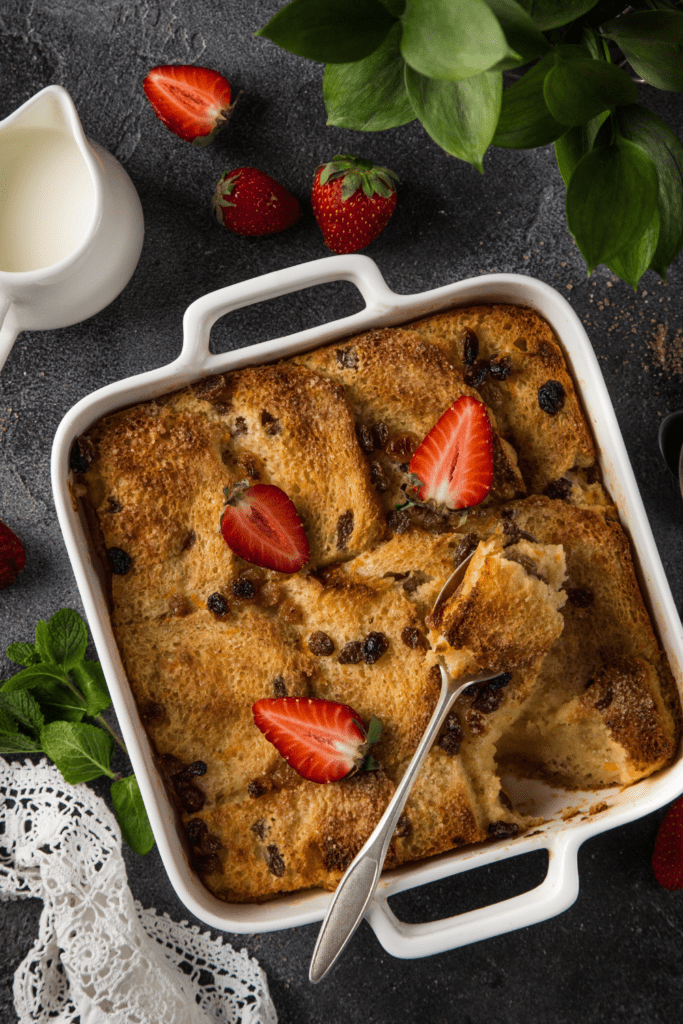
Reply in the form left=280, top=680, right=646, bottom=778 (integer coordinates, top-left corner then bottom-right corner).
left=0, top=295, right=19, bottom=374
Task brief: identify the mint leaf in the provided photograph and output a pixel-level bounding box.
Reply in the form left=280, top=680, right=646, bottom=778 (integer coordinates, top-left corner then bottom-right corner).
left=37, top=609, right=88, bottom=672
left=6, top=642, right=41, bottom=667
left=110, top=776, right=155, bottom=855
left=543, top=57, right=638, bottom=127
left=0, top=729, right=41, bottom=753
left=603, top=11, right=683, bottom=93
left=405, top=66, right=502, bottom=172
left=515, top=0, right=600, bottom=31
left=482, top=0, right=550, bottom=69
left=71, top=661, right=112, bottom=718
left=554, top=110, right=610, bottom=185
left=401, top=0, right=513, bottom=81
left=566, top=138, right=660, bottom=272
left=40, top=721, right=114, bottom=784
left=1, top=663, right=68, bottom=695
left=256, top=0, right=396, bottom=64
left=616, top=105, right=683, bottom=281
left=38, top=681, right=86, bottom=723
left=0, top=690, right=44, bottom=735
left=323, top=21, right=415, bottom=131
left=493, top=52, right=566, bottom=149
left=606, top=209, right=660, bottom=290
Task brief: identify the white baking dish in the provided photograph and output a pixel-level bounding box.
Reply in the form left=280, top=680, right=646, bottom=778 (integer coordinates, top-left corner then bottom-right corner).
left=51, top=255, right=683, bottom=959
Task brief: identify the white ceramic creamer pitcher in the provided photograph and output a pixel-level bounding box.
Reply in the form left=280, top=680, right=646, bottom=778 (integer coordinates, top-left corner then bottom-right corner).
left=0, top=85, right=144, bottom=373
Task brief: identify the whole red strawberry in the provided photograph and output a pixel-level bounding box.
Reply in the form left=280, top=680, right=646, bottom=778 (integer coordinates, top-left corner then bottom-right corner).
left=0, top=520, right=26, bottom=590
left=213, top=168, right=302, bottom=237
left=143, top=65, right=235, bottom=146
left=311, top=154, right=398, bottom=254
left=652, top=795, right=683, bottom=890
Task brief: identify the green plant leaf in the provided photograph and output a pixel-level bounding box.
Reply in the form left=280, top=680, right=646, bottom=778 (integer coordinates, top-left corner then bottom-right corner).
left=493, top=52, right=566, bottom=148
left=6, top=642, right=41, bottom=667
left=543, top=57, right=638, bottom=126
left=40, top=721, right=114, bottom=784
left=71, top=661, right=112, bottom=718
left=0, top=729, right=41, bottom=753
left=515, top=0, right=600, bottom=31
left=401, top=0, right=514, bottom=81
left=380, top=0, right=405, bottom=14
left=482, top=0, right=550, bottom=68
left=1, top=663, right=68, bottom=695
left=606, top=208, right=660, bottom=290
left=0, top=707, right=16, bottom=732
left=256, top=0, right=396, bottom=64
left=36, top=609, right=88, bottom=672
left=405, top=66, right=502, bottom=171
left=566, top=137, right=660, bottom=271
left=554, top=110, right=610, bottom=184
left=616, top=104, right=683, bottom=280
left=0, top=690, right=44, bottom=735
left=110, top=775, right=155, bottom=854
left=323, top=21, right=415, bottom=130
left=603, top=11, right=683, bottom=92
left=38, top=682, right=87, bottom=723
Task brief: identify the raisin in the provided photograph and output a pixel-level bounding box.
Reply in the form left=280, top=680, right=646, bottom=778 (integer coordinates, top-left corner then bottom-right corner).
left=488, top=672, right=512, bottom=690
left=201, top=832, right=223, bottom=853
left=158, top=754, right=185, bottom=778
left=182, top=530, right=197, bottom=550
left=394, top=815, right=412, bottom=838
left=370, top=461, right=389, bottom=493
left=338, top=641, right=363, bottom=665
left=471, top=684, right=506, bottom=714
left=251, top=819, right=269, bottom=840
left=401, top=626, right=423, bottom=650
left=266, top=843, right=286, bottom=877
left=383, top=571, right=410, bottom=582
left=464, top=360, right=489, bottom=388
left=141, top=702, right=166, bottom=726
left=232, top=577, right=256, bottom=600
left=453, top=533, right=479, bottom=566
left=403, top=570, right=429, bottom=593
left=186, top=818, right=208, bottom=845
left=386, top=434, right=418, bottom=460
left=488, top=355, right=512, bottom=381
left=261, top=410, right=281, bottom=435
left=192, top=374, right=227, bottom=400
left=175, top=760, right=207, bottom=783
left=207, top=592, right=229, bottom=618
left=594, top=688, right=614, bottom=711
left=356, top=423, right=374, bottom=454
left=437, top=713, right=463, bottom=755
left=420, top=510, right=450, bottom=535
left=107, top=496, right=123, bottom=514
left=248, top=779, right=267, bottom=798
left=361, top=631, right=388, bottom=664
left=107, top=547, right=132, bottom=575
left=273, top=676, right=288, bottom=697
left=168, top=594, right=190, bottom=617
left=69, top=436, right=95, bottom=473
left=538, top=380, right=566, bottom=415
left=176, top=783, right=206, bottom=813
left=308, top=631, right=335, bottom=656
left=544, top=477, right=572, bottom=501
left=566, top=586, right=594, bottom=608
left=336, top=510, right=354, bottom=550
left=233, top=416, right=248, bottom=436
left=335, top=347, right=359, bottom=369
left=487, top=821, right=519, bottom=840
left=502, top=518, right=521, bottom=546
left=386, top=509, right=411, bottom=534
left=193, top=853, right=221, bottom=874
left=372, top=421, right=389, bottom=450
left=505, top=551, right=546, bottom=582
left=462, top=328, right=479, bottom=366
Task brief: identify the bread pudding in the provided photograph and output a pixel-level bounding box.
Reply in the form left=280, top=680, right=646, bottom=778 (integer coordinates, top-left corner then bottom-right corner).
left=72, top=304, right=681, bottom=902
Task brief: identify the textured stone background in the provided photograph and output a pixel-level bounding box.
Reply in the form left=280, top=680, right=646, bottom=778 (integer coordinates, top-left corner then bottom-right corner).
left=1, top=2, right=683, bottom=1022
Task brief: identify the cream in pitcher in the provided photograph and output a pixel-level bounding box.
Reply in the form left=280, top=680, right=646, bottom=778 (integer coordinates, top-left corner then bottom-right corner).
left=0, top=85, right=144, bottom=373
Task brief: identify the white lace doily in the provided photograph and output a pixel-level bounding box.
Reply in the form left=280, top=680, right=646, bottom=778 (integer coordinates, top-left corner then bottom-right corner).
left=0, top=757, right=278, bottom=1024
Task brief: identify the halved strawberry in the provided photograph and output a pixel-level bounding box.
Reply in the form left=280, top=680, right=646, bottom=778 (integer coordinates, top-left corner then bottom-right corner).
left=220, top=482, right=309, bottom=573
left=408, top=396, right=494, bottom=510
left=252, top=697, right=382, bottom=784
left=142, top=65, right=235, bottom=145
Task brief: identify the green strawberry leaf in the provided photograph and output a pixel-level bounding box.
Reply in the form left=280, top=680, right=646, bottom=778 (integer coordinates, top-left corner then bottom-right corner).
left=323, top=22, right=415, bottom=131
left=34, top=609, right=88, bottom=672
left=401, top=0, right=514, bottom=81
left=566, top=137, right=660, bottom=272
left=71, top=661, right=112, bottom=718
left=110, top=775, right=155, bottom=854
left=603, top=11, right=683, bottom=93
left=0, top=729, right=41, bottom=753
left=606, top=208, right=660, bottom=291
left=366, top=715, right=383, bottom=744
left=256, top=0, right=396, bottom=64
left=405, top=66, right=502, bottom=172
left=543, top=57, right=638, bottom=127
left=6, top=642, right=41, bottom=667
left=616, top=104, right=683, bottom=281
left=515, top=0, right=600, bottom=31
left=40, top=721, right=115, bottom=784
left=493, top=52, right=566, bottom=149
left=482, top=0, right=550, bottom=69
left=0, top=690, right=44, bottom=735
left=554, top=110, right=610, bottom=185
left=1, top=663, right=69, bottom=695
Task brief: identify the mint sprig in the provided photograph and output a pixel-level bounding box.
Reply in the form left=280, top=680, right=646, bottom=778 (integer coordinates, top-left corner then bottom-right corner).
left=2, top=609, right=154, bottom=855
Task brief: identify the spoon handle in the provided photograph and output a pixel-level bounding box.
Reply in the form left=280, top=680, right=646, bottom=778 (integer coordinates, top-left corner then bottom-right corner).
left=309, top=667, right=485, bottom=984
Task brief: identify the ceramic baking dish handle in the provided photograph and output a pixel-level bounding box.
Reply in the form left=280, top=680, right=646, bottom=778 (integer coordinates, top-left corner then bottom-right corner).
left=178, top=254, right=396, bottom=370
left=365, top=832, right=581, bottom=959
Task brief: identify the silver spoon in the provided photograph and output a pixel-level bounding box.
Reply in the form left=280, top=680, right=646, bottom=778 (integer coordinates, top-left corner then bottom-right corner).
left=309, top=551, right=501, bottom=984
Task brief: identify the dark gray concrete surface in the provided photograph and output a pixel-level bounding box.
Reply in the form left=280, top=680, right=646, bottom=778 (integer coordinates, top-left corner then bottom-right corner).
left=1, top=3, right=683, bottom=1022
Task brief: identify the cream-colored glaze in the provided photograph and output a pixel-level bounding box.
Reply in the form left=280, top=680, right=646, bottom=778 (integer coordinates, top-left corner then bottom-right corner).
left=0, top=128, right=95, bottom=272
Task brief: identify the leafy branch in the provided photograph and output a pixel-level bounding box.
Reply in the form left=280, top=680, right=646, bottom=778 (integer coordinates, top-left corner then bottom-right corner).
left=2, top=609, right=154, bottom=855
left=257, top=0, right=683, bottom=289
